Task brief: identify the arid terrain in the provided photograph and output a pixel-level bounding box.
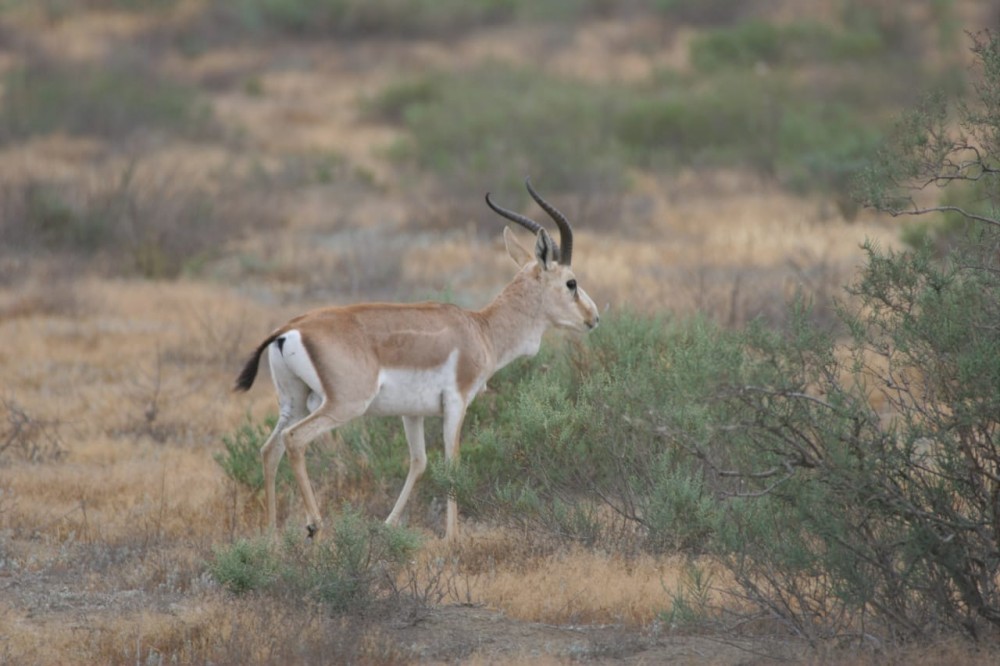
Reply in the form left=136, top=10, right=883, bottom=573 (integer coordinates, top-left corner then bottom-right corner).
left=2, top=1, right=999, bottom=664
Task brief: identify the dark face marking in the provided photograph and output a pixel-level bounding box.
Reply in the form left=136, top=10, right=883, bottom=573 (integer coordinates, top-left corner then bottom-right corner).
left=276, top=336, right=286, bottom=354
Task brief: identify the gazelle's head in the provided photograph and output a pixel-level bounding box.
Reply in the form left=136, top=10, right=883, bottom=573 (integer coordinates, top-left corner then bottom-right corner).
left=486, top=179, right=600, bottom=333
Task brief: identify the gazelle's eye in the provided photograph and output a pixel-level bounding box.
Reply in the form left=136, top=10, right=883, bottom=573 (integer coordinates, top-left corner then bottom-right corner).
left=566, top=279, right=577, bottom=291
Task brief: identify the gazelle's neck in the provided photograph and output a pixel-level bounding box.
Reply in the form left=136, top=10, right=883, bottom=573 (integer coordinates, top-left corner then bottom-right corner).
left=477, top=269, right=547, bottom=371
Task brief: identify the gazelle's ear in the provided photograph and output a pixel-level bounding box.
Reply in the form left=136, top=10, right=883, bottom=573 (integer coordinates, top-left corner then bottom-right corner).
left=534, top=228, right=558, bottom=270
left=504, top=226, right=533, bottom=267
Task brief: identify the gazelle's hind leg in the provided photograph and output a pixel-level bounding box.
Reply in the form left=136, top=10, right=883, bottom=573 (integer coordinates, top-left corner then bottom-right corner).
left=261, top=384, right=310, bottom=535
left=282, top=396, right=372, bottom=538
left=385, top=416, right=428, bottom=528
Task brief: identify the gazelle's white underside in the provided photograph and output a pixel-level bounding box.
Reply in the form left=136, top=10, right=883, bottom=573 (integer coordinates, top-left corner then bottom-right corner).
left=368, top=349, right=460, bottom=416
left=268, top=329, right=465, bottom=419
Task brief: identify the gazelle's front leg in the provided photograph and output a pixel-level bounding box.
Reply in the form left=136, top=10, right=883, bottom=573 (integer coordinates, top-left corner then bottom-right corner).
left=441, top=395, right=467, bottom=541
left=385, top=416, right=427, bottom=528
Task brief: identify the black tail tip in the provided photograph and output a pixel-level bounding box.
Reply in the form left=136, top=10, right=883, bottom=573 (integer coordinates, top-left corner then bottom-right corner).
left=233, top=353, right=261, bottom=392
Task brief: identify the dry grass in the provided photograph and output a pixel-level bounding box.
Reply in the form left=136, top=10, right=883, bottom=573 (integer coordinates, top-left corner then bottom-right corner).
left=462, top=548, right=688, bottom=626
left=415, top=530, right=700, bottom=627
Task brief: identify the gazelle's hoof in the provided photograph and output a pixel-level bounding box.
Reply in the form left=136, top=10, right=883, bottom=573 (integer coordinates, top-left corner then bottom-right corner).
left=306, top=523, right=320, bottom=539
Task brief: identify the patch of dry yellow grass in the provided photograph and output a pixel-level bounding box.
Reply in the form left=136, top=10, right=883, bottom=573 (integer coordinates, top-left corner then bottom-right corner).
left=469, top=548, right=681, bottom=626
left=415, top=531, right=715, bottom=628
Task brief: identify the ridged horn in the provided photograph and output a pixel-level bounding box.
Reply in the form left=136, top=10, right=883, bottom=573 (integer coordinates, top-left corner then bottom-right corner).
left=524, top=178, right=572, bottom=265
left=485, top=192, right=546, bottom=237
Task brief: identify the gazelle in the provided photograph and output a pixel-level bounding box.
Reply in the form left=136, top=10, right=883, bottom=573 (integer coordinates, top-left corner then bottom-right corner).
left=234, top=179, right=599, bottom=540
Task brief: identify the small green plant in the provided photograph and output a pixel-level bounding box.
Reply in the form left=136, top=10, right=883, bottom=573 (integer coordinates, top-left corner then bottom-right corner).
left=215, top=414, right=283, bottom=492
left=662, top=560, right=716, bottom=630
left=209, top=535, right=281, bottom=594
left=209, top=509, right=420, bottom=613
left=216, top=414, right=348, bottom=498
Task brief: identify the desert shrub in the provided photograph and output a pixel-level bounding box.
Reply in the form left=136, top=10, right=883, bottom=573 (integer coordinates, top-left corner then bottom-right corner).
left=202, top=0, right=521, bottom=40
left=429, top=312, right=744, bottom=551
left=864, top=77, right=1000, bottom=253
left=0, top=56, right=210, bottom=144
left=215, top=415, right=285, bottom=492
left=689, top=20, right=887, bottom=73
left=432, top=230, right=998, bottom=644
left=217, top=409, right=421, bottom=524
left=365, top=64, right=626, bottom=198
left=615, top=72, right=880, bottom=192
left=209, top=509, right=420, bottom=613
left=363, top=19, right=949, bottom=199
left=368, top=62, right=879, bottom=202
left=693, top=31, right=1000, bottom=645
left=209, top=535, right=281, bottom=594
left=185, top=0, right=660, bottom=42
left=336, top=415, right=409, bottom=490
left=703, top=229, right=1000, bottom=644
left=0, top=162, right=280, bottom=278
left=899, top=176, right=997, bottom=252
left=0, top=399, right=65, bottom=464
left=651, top=0, right=745, bottom=26
left=216, top=414, right=346, bottom=496
left=28, top=0, right=179, bottom=19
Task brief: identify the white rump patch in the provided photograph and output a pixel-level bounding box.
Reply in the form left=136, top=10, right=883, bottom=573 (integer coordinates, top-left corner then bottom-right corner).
left=268, top=329, right=325, bottom=399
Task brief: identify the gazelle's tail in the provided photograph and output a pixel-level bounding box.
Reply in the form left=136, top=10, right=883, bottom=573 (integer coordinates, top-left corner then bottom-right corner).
left=233, top=332, right=281, bottom=392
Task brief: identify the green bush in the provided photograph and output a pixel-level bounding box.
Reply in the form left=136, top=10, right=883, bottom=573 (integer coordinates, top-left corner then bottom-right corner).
left=429, top=216, right=996, bottom=645
left=209, top=509, right=420, bottom=613
left=899, top=176, right=998, bottom=252
left=651, top=0, right=738, bottom=26
left=689, top=20, right=885, bottom=73
left=216, top=413, right=347, bottom=496
left=191, top=0, right=662, bottom=41
left=615, top=73, right=880, bottom=192
left=209, top=535, right=281, bottom=594
left=691, top=20, right=810, bottom=72
left=0, top=58, right=210, bottom=144
left=215, top=415, right=285, bottom=492
left=367, top=63, right=880, bottom=201
left=701, top=31, right=1000, bottom=644
left=428, top=312, right=743, bottom=550
left=365, top=64, right=627, bottom=197
left=1, top=163, right=281, bottom=278
left=217, top=409, right=424, bottom=523
left=709, top=230, right=1000, bottom=642
left=208, top=0, right=522, bottom=39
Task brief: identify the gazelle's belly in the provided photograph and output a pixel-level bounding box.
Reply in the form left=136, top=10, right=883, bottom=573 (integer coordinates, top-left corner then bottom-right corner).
left=366, top=350, right=459, bottom=417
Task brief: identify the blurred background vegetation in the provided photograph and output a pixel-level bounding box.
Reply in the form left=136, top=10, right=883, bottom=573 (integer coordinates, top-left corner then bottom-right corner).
left=0, top=0, right=973, bottom=280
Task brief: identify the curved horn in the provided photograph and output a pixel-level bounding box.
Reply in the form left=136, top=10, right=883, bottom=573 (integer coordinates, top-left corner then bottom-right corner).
left=485, top=192, right=545, bottom=236
left=525, top=178, right=572, bottom=265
